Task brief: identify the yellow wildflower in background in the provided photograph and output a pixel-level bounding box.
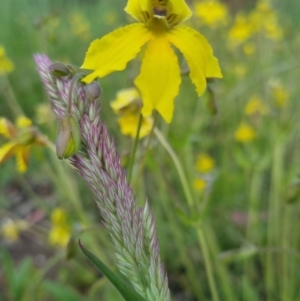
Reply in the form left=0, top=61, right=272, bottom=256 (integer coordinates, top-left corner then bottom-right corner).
left=235, top=122, right=255, bottom=143
left=111, top=88, right=141, bottom=115
left=118, top=114, right=153, bottom=138
left=194, top=0, right=228, bottom=27
left=69, top=12, right=91, bottom=41
left=195, top=153, right=215, bottom=173
left=244, top=95, right=268, bottom=115
left=0, top=116, right=45, bottom=173
left=82, top=0, right=222, bottom=123
left=111, top=88, right=153, bottom=139
left=49, top=208, right=71, bottom=247
left=249, top=0, right=283, bottom=41
left=1, top=218, right=28, bottom=242
left=234, top=64, right=247, bottom=77
left=243, top=42, right=256, bottom=56
left=271, top=85, right=289, bottom=108
left=0, top=46, right=14, bottom=75
left=193, top=178, right=206, bottom=191
left=228, top=13, right=254, bottom=45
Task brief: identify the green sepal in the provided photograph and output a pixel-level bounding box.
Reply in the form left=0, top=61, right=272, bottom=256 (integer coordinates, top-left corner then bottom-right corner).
left=48, top=63, right=71, bottom=77
left=78, top=240, right=148, bottom=301
left=56, top=115, right=81, bottom=160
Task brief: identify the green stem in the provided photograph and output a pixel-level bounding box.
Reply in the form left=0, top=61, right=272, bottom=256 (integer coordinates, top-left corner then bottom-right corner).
left=128, top=113, right=143, bottom=183
left=281, top=206, right=292, bottom=301
left=1, top=74, right=24, bottom=116
left=243, top=169, right=263, bottom=294
left=196, top=227, right=220, bottom=301
left=28, top=252, right=64, bottom=301
left=154, top=128, right=194, bottom=207
left=266, top=143, right=283, bottom=301
left=156, top=169, right=204, bottom=300
left=132, top=112, right=159, bottom=189
left=206, top=224, right=238, bottom=301
left=155, top=128, right=220, bottom=301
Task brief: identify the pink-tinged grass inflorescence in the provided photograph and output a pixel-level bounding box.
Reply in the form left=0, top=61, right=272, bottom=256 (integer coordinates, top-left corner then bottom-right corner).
left=34, top=54, right=170, bottom=301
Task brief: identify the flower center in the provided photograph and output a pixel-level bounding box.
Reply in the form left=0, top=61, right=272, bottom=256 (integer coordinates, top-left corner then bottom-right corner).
left=152, top=0, right=168, bottom=19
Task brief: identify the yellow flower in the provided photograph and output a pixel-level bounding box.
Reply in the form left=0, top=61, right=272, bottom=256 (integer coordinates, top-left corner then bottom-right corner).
left=244, top=95, right=268, bottom=115
left=229, top=13, right=254, bottom=45
left=1, top=218, right=28, bottom=242
left=234, top=64, right=247, bottom=77
left=194, top=0, right=228, bottom=27
left=235, top=122, right=255, bottom=143
left=243, top=42, right=256, bottom=56
left=0, top=46, right=14, bottom=75
left=111, top=88, right=153, bottom=138
left=110, top=88, right=141, bottom=115
left=49, top=208, right=71, bottom=247
left=193, top=178, right=206, bottom=191
left=195, top=153, right=215, bottom=173
left=271, top=85, right=289, bottom=108
left=249, top=0, right=282, bottom=41
left=0, top=116, right=45, bottom=173
left=69, top=12, right=91, bottom=41
left=82, top=0, right=222, bottom=123
left=118, top=114, right=153, bottom=138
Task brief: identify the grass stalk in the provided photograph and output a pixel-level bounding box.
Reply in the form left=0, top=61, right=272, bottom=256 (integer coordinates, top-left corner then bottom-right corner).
left=266, top=143, right=284, bottom=301
left=155, top=128, right=220, bottom=301
left=206, top=224, right=238, bottom=301
left=156, top=169, right=204, bottom=301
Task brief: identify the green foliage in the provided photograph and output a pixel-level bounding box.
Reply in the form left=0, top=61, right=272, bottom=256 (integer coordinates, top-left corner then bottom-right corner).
left=79, top=241, right=148, bottom=301
left=1, top=0, right=300, bottom=300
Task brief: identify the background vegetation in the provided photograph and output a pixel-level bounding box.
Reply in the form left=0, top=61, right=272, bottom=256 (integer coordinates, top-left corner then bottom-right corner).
left=1, top=0, right=300, bottom=300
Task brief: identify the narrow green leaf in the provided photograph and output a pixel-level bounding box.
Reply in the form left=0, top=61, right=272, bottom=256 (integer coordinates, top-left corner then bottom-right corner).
left=78, top=240, right=148, bottom=301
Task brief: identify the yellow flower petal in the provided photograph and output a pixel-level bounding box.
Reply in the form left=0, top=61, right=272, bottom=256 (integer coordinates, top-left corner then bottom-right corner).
left=81, top=24, right=151, bottom=83
left=1, top=219, right=19, bottom=241
left=118, top=114, right=153, bottom=138
left=0, top=118, right=15, bottom=138
left=0, top=142, right=17, bottom=164
left=168, top=26, right=222, bottom=96
left=110, top=88, right=140, bottom=114
left=15, top=146, right=29, bottom=173
left=135, top=36, right=181, bottom=123
left=0, top=46, right=14, bottom=75
left=193, top=178, right=206, bottom=191
left=168, top=0, right=193, bottom=24
left=196, top=153, right=215, bottom=173
left=49, top=226, right=71, bottom=247
left=51, top=208, right=68, bottom=225
left=235, top=123, right=255, bottom=143
left=125, top=0, right=148, bottom=23
left=125, top=0, right=192, bottom=25
left=16, top=116, right=32, bottom=128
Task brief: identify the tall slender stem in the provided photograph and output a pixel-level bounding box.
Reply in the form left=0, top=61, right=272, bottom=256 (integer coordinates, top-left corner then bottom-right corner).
left=132, top=112, right=159, bottom=189
left=154, top=128, right=194, bottom=207
left=266, top=143, right=283, bottom=301
left=1, top=74, right=24, bottom=116
left=155, top=127, right=220, bottom=301
left=196, top=227, right=220, bottom=301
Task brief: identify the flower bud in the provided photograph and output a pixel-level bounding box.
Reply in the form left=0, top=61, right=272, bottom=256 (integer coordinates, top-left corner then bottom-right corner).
left=86, top=81, right=102, bottom=100
left=48, top=63, right=71, bottom=77
left=56, top=115, right=81, bottom=159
